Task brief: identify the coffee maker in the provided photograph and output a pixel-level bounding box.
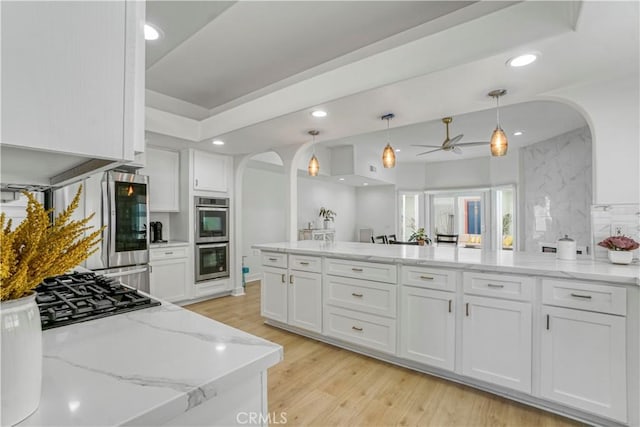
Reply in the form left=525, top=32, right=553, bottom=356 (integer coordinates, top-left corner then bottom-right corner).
left=150, top=221, right=166, bottom=243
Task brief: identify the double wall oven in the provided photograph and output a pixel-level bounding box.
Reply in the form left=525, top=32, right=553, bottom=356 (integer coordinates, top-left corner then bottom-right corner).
left=194, top=197, right=229, bottom=281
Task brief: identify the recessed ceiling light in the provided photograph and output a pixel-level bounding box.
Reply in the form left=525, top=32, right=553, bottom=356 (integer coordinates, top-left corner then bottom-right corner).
left=363, top=183, right=368, bottom=186
left=311, top=110, right=327, bottom=118
left=513, top=131, right=523, bottom=136
left=212, top=140, right=225, bottom=146
left=144, top=24, right=160, bottom=41
left=339, top=178, right=345, bottom=181
left=507, top=53, right=538, bottom=67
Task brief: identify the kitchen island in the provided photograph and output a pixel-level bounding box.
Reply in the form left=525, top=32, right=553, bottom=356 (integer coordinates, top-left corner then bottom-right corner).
left=19, top=301, right=282, bottom=426
left=254, top=240, right=639, bottom=426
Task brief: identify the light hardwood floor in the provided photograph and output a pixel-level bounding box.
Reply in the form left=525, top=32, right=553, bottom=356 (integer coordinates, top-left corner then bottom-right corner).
left=186, top=282, right=581, bottom=427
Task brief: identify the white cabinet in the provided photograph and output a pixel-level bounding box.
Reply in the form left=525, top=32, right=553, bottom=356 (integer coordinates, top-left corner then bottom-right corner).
left=1, top=1, right=144, bottom=161
left=261, top=253, right=322, bottom=333
left=540, top=278, right=627, bottom=422
left=261, top=266, right=288, bottom=323
left=193, top=151, right=230, bottom=192
left=141, top=148, right=180, bottom=212
left=400, top=286, right=455, bottom=371
left=149, top=247, right=188, bottom=303
left=462, top=295, right=532, bottom=393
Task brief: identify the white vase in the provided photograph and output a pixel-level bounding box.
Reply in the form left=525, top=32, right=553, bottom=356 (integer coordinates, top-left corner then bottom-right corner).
left=1, top=292, right=42, bottom=426
left=608, top=250, right=633, bottom=265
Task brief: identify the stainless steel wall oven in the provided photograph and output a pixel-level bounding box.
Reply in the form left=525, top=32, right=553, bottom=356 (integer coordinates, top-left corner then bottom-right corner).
left=194, top=197, right=229, bottom=282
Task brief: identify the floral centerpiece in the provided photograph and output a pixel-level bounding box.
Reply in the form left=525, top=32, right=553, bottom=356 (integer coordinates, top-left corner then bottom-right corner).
left=319, top=207, right=336, bottom=229
left=1, top=186, right=103, bottom=425
left=597, top=235, right=639, bottom=265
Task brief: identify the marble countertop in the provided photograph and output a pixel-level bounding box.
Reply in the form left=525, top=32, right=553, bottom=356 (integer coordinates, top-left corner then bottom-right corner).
left=19, top=303, right=282, bottom=426
left=253, top=241, right=640, bottom=285
left=150, top=240, right=190, bottom=248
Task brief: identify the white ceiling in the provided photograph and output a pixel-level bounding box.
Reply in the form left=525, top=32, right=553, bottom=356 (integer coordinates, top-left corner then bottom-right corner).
left=144, top=1, right=639, bottom=163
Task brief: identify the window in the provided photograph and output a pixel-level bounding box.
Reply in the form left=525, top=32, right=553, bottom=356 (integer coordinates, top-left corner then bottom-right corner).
left=399, top=192, right=421, bottom=241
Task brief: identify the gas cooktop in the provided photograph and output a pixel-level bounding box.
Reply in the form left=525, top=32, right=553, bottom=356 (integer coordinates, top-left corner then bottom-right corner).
left=35, top=272, right=160, bottom=330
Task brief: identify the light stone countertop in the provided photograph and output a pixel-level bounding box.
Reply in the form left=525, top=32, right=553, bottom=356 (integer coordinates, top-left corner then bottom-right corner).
left=18, top=302, right=282, bottom=426
left=253, top=241, right=640, bottom=285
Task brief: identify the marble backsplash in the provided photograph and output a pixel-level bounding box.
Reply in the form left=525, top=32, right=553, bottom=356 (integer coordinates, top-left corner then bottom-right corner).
left=522, top=126, right=592, bottom=253
left=591, top=204, right=640, bottom=261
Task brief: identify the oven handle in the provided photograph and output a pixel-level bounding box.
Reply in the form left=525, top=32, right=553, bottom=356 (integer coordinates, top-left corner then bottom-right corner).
left=196, top=206, right=228, bottom=212
left=197, top=243, right=229, bottom=249
left=102, top=267, right=148, bottom=278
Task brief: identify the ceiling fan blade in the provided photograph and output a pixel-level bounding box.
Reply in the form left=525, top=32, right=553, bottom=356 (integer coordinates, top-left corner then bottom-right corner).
left=453, top=146, right=463, bottom=154
left=455, top=141, right=489, bottom=147
left=411, top=144, right=443, bottom=148
left=449, top=134, right=463, bottom=144
left=416, top=148, right=443, bottom=156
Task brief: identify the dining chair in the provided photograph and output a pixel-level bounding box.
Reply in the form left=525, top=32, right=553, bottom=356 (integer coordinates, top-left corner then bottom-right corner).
left=372, top=235, right=388, bottom=244
left=436, top=234, right=459, bottom=244
left=387, top=234, right=397, bottom=243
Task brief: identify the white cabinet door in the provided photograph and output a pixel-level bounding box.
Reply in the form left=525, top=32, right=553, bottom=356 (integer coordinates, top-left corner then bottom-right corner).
left=141, top=148, right=180, bottom=212
left=261, top=267, right=288, bottom=323
left=541, top=306, right=627, bottom=422
left=1, top=1, right=142, bottom=161
left=288, top=270, right=322, bottom=333
left=462, top=295, right=532, bottom=393
left=193, top=151, right=229, bottom=192
left=149, top=259, right=188, bottom=303
left=400, top=287, right=455, bottom=371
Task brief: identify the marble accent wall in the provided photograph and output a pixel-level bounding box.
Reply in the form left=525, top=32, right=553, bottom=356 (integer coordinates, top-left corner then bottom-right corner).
left=591, top=204, right=640, bottom=261
left=522, top=126, right=592, bottom=253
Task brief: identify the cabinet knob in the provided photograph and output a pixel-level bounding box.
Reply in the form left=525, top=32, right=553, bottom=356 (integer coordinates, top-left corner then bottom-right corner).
left=281, top=273, right=286, bottom=283
left=351, top=293, right=363, bottom=298
left=299, top=261, right=310, bottom=266
left=487, top=283, right=504, bottom=289
left=570, top=293, right=592, bottom=299
left=289, top=275, right=294, bottom=285
left=420, top=275, right=434, bottom=280
left=351, top=326, right=363, bottom=332
left=351, top=268, right=364, bottom=272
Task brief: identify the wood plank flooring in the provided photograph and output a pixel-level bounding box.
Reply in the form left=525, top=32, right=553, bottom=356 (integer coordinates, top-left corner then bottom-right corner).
left=185, top=282, right=581, bottom=427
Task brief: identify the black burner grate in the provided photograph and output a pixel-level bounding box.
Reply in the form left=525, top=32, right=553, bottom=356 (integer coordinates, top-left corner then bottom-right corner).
left=35, top=272, right=161, bottom=330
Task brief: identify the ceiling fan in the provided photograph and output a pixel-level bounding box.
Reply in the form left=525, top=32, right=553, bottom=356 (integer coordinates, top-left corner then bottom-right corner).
left=413, top=117, right=488, bottom=156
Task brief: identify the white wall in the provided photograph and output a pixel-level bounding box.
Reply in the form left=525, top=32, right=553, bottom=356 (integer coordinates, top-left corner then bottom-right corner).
left=396, top=162, right=427, bottom=190
left=242, top=165, right=287, bottom=280
left=420, top=153, right=519, bottom=190
left=297, top=177, right=357, bottom=241
left=355, top=185, right=397, bottom=238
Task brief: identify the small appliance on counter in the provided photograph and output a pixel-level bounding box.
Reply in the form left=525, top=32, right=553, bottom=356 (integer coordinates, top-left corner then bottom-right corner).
left=557, top=234, right=577, bottom=260
left=150, top=221, right=167, bottom=243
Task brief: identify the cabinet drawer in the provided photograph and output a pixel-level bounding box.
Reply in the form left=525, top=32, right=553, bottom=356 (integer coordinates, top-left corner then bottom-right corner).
left=289, top=254, right=322, bottom=273
left=261, top=252, right=287, bottom=268
left=463, top=272, right=534, bottom=301
left=150, top=246, right=188, bottom=261
left=324, top=306, right=396, bottom=354
left=325, top=258, right=397, bottom=284
left=402, top=266, right=456, bottom=292
left=325, top=276, right=396, bottom=318
left=542, top=279, right=626, bottom=316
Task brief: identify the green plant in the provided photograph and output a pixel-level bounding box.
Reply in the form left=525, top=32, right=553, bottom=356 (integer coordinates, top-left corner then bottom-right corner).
left=319, top=207, right=336, bottom=222
left=408, top=227, right=431, bottom=244
left=502, top=213, right=512, bottom=235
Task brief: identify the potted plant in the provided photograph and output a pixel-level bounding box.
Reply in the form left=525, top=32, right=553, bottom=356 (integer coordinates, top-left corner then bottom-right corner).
left=318, top=207, right=336, bottom=229
left=1, top=186, right=102, bottom=425
left=408, top=227, right=431, bottom=246
left=597, top=235, right=639, bottom=265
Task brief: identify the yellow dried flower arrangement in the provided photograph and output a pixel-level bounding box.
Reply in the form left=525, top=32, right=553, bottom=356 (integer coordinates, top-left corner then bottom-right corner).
left=0, top=186, right=103, bottom=301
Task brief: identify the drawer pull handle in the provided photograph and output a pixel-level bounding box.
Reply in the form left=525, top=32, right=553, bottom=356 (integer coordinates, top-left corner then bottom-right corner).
left=487, top=283, right=504, bottom=288
left=299, top=261, right=310, bottom=265
left=352, top=268, right=364, bottom=272
left=466, top=303, right=470, bottom=317
left=351, top=326, right=363, bottom=332
left=290, top=275, right=294, bottom=285
left=351, top=293, right=363, bottom=298
left=448, top=300, right=452, bottom=313
left=165, top=251, right=174, bottom=255
left=420, top=275, right=434, bottom=280
left=281, top=274, right=286, bottom=283
left=570, top=293, right=592, bottom=299
left=268, top=257, right=278, bottom=261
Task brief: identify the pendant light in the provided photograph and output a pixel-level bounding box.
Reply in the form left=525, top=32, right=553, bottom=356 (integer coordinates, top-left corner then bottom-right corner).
left=307, top=130, right=320, bottom=176
left=488, top=89, right=508, bottom=157
left=381, top=113, right=396, bottom=168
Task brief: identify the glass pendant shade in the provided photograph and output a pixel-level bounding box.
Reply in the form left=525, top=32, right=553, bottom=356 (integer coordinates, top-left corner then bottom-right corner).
left=382, top=144, right=396, bottom=168
left=308, top=154, right=319, bottom=176
left=490, top=126, right=508, bottom=156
